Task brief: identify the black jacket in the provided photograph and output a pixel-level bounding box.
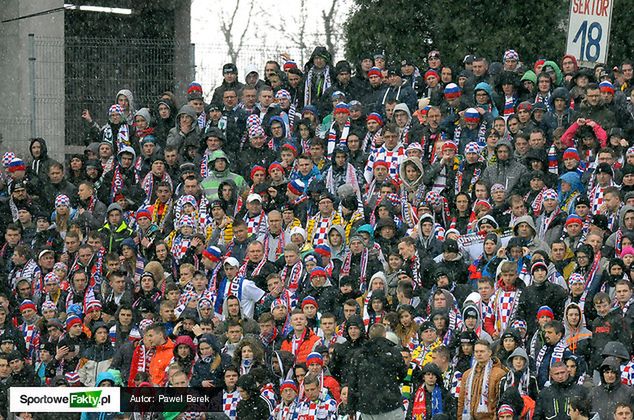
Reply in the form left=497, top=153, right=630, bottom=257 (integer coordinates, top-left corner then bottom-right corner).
left=534, top=378, right=587, bottom=420
left=348, top=336, right=407, bottom=415
left=516, top=280, right=568, bottom=337
left=589, top=308, right=632, bottom=370
left=299, top=282, right=341, bottom=315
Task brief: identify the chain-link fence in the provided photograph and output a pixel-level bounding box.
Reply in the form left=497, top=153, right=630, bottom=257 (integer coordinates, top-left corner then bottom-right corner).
left=32, top=36, right=192, bottom=154
left=194, top=42, right=306, bottom=101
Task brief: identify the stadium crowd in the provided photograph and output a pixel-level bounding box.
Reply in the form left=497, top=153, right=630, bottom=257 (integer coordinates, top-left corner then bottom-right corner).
left=0, top=46, right=634, bottom=420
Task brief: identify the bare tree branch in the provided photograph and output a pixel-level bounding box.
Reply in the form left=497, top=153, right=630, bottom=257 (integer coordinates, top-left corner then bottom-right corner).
left=219, top=0, right=256, bottom=64
left=321, top=0, right=338, bottom=59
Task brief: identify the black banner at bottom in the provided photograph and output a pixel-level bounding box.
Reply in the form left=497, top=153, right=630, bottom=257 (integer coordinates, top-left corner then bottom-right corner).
left=120, top=387, right=224, bottom=413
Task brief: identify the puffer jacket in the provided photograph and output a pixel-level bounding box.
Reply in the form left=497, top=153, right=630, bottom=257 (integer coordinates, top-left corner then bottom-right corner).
left=534, top=377, right=587, bottom=420
left=590, top=357, right=634, bottom=420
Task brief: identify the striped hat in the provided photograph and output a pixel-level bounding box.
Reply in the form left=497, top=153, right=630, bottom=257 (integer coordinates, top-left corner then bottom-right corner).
left=563, top=147, right=580, bottom=161
left=7, top=158, right=26, bottom=173
left=198, top=297, right=213, bottom=309
left=203, top=245, right=222, bottom=262
left=187, top=82, right=203, bottom=94
left=367, top=67, right=382, bottom=78
left=287, top=179, right=305, bottom=196
left=20, top=299, right=36, bottom=313
left=108, top=104, right=124, bottom=116
left=306, top=352, right=323, bottom=366
left=65, top=315, right=82, bottom=331
left=543, top=189, right=559, bottom=202
left=464, top=108, right=480, bottom=123
left=314, top=244, right=331, bottom=257
left=275, top=89, right=291, bottom=100
left=301, top=296, right=319, bottom=309
left=55, top=194, right=70, bottom=208
left=569, top=272, right=585, bottom=285
left=310, top=267, right=328, bottom=279
left=537, top=305, right=554, bottom=320
left=464, top=142, right=480, bottom=154
left=271, top=297, right=288, bottom=310
left=444, top=83, right=461, bottom=99
left=280, top=379, right=298, bottom=393
left=366, top=112, right=384, bottom=125
left=41, top=300, right=57, bottom=312
left=2, top=152, right=16, bottom=168
left=86, top=300, right=102, bottom=313
left=65, top=371, right=81, bottom=385
left=599, top=81, right=615, bottom=94
left=283, top=61, right=297, bottom=71
left=498, top=404, right=515, bottom=416
left=334, top=103, right=350, bottom=114
left=136, top=208, right=152, bottom=220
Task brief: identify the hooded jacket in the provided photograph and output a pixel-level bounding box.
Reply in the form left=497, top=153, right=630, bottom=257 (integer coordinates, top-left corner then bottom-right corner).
left=563, top=302, right=592, bottom=361
left=28, top=138, right=53, bottom=185
left=590, top=357, right=634, bottom=420
left=544, top=87, right=577, bottom=130
left=330, top=314, right=366, bottom=383
left=116, top=89, right=136, bottom=125
left=512, top=215, right=550, bottom=254
left=78, top=322, right=114, bottom=386
left=200, top=150, right=246, bottom=201
left=399, top=156, right=425, bottom=195
left=500, top=347, right=539, bottom=401
left=166, top=105, right=202, bottom=154
left=347, top=336, right=407, bottom=415
left=606, top=205, right=634, bottom=248
left=481, top=138, right=528, bottom=193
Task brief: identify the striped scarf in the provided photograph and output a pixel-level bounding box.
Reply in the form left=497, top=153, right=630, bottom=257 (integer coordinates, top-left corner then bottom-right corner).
left=281, top=262, right=304, bottom=293
left=341, top=249, right=369, bottom=291
left=327, top=119, right=350, bottom=156
left=304, top=66, right=331, bottom=106
left=548, top=145, right=559, bottom=174
left=137, top=344, right=155, bottom=376
left=535, top=339, right=567, bottom=373
left=503, top=95, right=516, bottom=116
left=245, top=210, right=266, bottom=237
left=412, top=384, right=444, bottom=420
left=462, top=359, right=493, bottom=419
left=141, top=171, right=172, bottom=205
left=527, top=187, right=548, bottom=216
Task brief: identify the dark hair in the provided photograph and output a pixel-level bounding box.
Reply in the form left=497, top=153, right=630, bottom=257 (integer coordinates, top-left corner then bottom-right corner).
left=544, top=320, right=564, bottom=336
left=570, top=397, right=591, bottom=417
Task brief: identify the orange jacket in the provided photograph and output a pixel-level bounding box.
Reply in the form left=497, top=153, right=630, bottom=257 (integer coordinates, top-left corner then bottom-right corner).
left=149, top=338, right=175, bottom=386
left=281, top=329, right=322, bottom=365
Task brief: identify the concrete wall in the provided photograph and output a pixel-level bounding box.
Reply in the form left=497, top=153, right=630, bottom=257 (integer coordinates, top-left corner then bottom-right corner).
left=0, top=0, right=65, bottom=161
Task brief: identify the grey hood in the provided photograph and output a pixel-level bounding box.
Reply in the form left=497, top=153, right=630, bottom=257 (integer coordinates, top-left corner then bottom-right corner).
left=513, top=215, right=536, bottom=235
left=394, top=103, right=412, bottom=120
left=135, top=107, right=152, bottom=125
left=116, top=89, right=135, bottom=111
left=507, top=346, right=529, bottom=364
left=399, top=156, right=424, bottom=192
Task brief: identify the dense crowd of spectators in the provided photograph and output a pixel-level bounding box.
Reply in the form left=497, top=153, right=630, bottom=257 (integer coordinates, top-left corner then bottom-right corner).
left=0, top=45, right=633, bottom=420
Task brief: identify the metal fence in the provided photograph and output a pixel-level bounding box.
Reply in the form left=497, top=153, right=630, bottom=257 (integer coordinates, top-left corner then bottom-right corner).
left=194, top=42, right=307, bottom=100
left=32, top=36, right=190, bottom=152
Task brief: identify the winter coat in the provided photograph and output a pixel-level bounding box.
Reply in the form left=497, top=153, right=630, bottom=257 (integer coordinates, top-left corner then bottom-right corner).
left=166, top=105, right=202, bottom=154
left=236, top=395, right=271, bottom=420
left=191, top=334, right=231, bottom=387
left=578, top=102, right=617, bottom=131
left=98, top=215, right=133, bottom=253
left=148, top=338, right=175, bottom=386
left=589, top=308, right=632, bottom=370
left=329, top=315, right=367, bottom=383
left=534, top=378, right=587, bottom=420
left=407, top=363, right=456, bottom=420
left=27, top=137, right=54, bottom=190
left=347, top=336, right=407, bottom=415
left=280, top=327, right=321, bottom=365
left=200, top=150, right=247, bottom=201
left=516, top=280, right=568, bottom=338
left=78, top=344, right=113, bottom=387
left=590, top=359, right=634, bottom=419
left=457, top=358, right=507, bottom=420
left=480, top=139, right=528, bottom=192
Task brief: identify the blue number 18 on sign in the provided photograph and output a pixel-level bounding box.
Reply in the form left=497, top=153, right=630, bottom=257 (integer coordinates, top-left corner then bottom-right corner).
left=573, top=20, right=602, bottom=62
